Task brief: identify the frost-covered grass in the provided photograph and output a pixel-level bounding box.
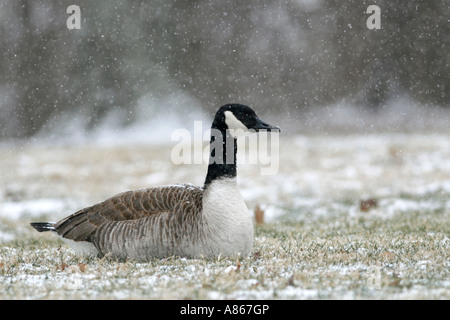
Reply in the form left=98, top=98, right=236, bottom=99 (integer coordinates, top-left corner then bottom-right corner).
left=0, top=133, right=449, bottom=299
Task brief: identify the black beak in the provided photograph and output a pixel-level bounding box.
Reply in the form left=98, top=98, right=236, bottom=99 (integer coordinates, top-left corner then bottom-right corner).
left=253, top=117, right=281, bottom=132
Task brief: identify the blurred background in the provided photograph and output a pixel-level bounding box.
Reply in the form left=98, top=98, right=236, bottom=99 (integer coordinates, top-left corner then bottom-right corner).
left=0, top=0, right=448, bottom=141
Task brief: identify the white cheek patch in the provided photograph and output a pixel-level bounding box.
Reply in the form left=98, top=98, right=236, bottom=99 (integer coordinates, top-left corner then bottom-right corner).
left=224, top=111, right=249, bottom=138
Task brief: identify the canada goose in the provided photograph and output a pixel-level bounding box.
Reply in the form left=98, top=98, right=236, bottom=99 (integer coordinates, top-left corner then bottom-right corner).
left=31, top=104, right=280, bottom=260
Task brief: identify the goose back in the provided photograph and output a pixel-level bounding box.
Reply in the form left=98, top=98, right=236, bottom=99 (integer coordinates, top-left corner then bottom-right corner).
left=54, top=184, right=205, bottom=259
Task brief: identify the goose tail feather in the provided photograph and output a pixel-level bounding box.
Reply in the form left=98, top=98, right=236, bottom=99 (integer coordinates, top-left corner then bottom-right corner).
left=30, top=222, right=56, bottom=233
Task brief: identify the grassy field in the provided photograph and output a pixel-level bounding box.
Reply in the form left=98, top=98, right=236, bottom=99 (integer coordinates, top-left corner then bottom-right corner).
left=0, top=133, right=449, bottom=299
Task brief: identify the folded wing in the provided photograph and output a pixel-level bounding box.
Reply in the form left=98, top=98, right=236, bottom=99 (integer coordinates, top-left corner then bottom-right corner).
left=54, top=184, right=203, bottom=243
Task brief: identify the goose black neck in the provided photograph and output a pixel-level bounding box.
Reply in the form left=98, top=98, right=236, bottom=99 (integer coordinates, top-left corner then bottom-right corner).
left=204, top=122, right=237, bottom=187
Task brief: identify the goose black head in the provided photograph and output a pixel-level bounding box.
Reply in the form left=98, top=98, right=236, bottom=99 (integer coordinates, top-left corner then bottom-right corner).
left=213, top=104, right=280, bottom=136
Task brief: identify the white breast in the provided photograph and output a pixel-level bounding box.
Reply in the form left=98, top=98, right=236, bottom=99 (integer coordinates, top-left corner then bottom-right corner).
left=202, top=178, right=254, bottom=257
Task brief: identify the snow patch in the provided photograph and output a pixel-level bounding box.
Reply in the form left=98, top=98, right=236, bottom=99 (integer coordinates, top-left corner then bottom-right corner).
left=0, top=198, right=73, bottom=220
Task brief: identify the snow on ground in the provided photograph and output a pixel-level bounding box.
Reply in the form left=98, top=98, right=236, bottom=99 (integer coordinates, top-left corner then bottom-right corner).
left=2, top=133, right=449, bottom=224
left=0, top=131, right=449, bottom=299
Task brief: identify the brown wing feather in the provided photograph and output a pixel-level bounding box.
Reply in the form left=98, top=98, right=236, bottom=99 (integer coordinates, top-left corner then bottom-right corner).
left=54, top=184, right=203, bottom=242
